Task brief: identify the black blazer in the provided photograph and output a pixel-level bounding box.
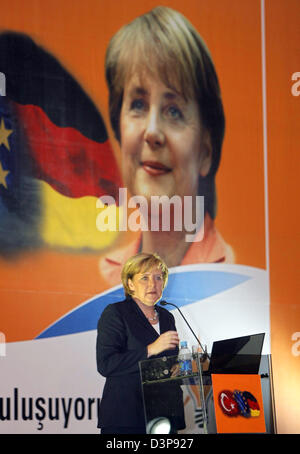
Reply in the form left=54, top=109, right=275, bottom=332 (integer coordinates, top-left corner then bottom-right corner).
left=96, top=296, right=182, bottom=429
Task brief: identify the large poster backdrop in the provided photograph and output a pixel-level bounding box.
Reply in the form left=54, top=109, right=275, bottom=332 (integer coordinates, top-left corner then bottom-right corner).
left=0, top=0, right=299, bottom=434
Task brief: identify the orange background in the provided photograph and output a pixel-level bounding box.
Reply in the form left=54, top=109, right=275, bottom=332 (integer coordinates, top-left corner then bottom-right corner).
left=0, top=0, right=299, bottom=434
left=265, top=0, right=300, bottom=434
left=0, top=0, right=266, bottom=340
left=211, top=374, right=266, bottom=433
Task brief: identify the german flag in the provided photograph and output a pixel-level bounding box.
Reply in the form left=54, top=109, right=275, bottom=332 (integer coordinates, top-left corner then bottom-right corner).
left=0, top=31, right=122, bottom=256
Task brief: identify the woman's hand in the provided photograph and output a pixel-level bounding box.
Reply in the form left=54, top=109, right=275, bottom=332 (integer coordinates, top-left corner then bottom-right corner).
left=147, top=330, right=179, bottom=357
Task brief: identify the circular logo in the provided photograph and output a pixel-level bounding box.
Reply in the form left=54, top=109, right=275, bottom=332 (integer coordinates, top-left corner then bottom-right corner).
left=233, top=390, right=250, bottom=417
left=218, top=390, right=240, bottom=416
left=243, top=391, right=260, bottom=417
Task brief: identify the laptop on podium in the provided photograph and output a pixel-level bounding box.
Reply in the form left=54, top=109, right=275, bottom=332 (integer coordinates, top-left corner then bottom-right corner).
left=206, top=333, right=265, bottom=375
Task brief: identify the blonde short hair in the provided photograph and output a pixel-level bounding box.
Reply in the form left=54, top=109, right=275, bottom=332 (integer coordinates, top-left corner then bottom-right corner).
left=121, top=252, right=169, bottom=297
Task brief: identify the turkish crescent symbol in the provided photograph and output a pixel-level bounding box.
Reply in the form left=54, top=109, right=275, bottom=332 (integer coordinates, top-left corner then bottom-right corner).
left=220, top=392, right=232, bottom=412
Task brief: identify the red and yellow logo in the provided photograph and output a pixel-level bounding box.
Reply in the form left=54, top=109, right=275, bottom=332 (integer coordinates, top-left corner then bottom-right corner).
left=212, top=374, right=266, bottom=433
left=218, top=390, right=260, bottom=417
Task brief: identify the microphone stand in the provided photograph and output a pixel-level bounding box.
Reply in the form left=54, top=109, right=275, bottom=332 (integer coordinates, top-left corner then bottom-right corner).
left=160, top=300, right=210, bottom=360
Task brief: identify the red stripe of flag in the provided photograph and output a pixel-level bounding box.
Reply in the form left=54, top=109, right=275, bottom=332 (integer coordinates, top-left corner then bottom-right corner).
left=14, top=102, right=122, bottom=201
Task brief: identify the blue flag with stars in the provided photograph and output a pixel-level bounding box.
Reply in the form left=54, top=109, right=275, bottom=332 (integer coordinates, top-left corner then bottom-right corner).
left=0, top=97, right=42, bottom=257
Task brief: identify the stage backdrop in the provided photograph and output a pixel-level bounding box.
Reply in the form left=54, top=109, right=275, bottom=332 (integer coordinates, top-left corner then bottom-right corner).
left=0, top=0, right=299, bottom=434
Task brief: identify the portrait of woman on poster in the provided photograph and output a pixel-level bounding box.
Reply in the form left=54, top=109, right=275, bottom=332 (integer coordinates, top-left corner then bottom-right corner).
left=96, top=252, right=185, bottom=434
left=99, top=6, right=234, bottom=285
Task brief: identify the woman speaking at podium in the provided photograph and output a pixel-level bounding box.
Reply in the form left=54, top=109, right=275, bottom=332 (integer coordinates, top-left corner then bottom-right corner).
left=96, top=3, right=230, bottom=433
left=96, top=252, right=184, bottom=434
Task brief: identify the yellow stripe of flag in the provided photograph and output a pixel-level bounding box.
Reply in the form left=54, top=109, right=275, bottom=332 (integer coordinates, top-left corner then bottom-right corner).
left=40, top=181, right=121, bottom=250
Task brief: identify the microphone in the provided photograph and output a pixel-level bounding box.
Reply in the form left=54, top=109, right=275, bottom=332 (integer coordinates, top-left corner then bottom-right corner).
left=160, top=300, right=209, bottom=359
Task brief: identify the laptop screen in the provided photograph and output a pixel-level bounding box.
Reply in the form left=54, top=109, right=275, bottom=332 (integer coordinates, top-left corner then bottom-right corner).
left=208, top=333, right=265, bottom=374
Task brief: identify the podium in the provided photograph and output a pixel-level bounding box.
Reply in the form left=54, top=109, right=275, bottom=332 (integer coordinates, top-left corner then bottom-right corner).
left=139, top=352, right=208, bottom=434
left=139, top=353, right=276, bottom=434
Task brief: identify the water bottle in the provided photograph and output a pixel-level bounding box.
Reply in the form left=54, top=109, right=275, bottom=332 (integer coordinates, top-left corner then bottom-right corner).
left=178, top=341, right=192, bottom=376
